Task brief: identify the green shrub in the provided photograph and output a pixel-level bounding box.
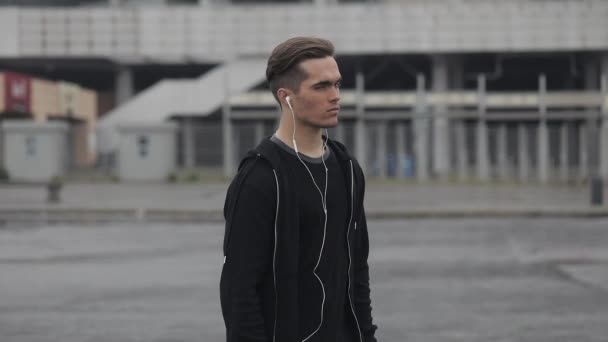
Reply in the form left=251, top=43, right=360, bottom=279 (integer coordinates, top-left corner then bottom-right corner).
left=167, top=171, right=178, bottom=183
left=186, top=171, right=200, bottom=183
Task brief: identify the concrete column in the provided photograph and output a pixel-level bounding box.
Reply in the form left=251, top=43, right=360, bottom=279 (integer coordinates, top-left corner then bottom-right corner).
left=376, top=121, right=387, bottom=178
left=222, top=70, right=234, bottom=178
left=477, top=75, right=489, bottom=182
left=579, top=123, right=589, bottom=180
left=559, top=122, right=569, bottom=182
left=584, top=54, right=603, bottom=204
left=254, top=121, right=265, bottom=144
left=334, top=122, right=345, bottom=144
left=449, top=56, right=465, bottom=89
left=432, top=55, right=450, bottom=178
left=497, top=124, right=508, bottom=181
left=585, top=55, right=600, bottom=180
left=600, top=55, right=608, bottom=180
left=414, top=74, right=429, bottom=181
left=518, top=124, right=530, bottom=182
left=115, top=65, right=134, bottom=106
left=395, top=121, right=406, bottom=179
left=455, top=120, right=467, bottom=181
left=538, top=74, right=549, bottom=184
left=451, top=56, right=465, bottom=181
left=182, top=117, right=195, bottom=169
left=354, top=72, right=367, bottom=173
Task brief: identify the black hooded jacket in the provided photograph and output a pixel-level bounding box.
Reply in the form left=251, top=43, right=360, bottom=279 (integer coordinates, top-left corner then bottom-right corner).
left=220, top=137, right=377, bottom=342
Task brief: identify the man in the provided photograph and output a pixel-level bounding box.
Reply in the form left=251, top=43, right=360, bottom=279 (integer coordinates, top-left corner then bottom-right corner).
left=220, top=36, right=377, bottom=342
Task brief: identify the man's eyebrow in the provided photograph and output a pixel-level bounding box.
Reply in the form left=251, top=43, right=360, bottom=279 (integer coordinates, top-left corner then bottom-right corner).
left=311, top=78, right=342, bottom=87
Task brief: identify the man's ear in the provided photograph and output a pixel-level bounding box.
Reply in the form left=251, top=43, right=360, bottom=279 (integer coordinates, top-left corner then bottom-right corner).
left=277, top=88, right=291, bottom=107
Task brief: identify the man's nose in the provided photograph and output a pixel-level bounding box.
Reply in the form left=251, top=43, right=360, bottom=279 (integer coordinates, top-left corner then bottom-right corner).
left=329, top=87, right=340, bottom=102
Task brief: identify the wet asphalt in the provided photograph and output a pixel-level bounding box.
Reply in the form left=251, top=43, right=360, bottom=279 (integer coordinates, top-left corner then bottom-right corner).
left=1, top=218, right=608, bottom=342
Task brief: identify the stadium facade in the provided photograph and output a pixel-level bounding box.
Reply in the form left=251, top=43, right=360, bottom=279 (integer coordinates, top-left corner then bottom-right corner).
left=0, top=0, right=607, bottom=183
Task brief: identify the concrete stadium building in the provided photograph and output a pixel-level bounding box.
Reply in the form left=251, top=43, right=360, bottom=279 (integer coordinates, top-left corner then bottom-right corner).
left=0, top=0, right=607, bottom=182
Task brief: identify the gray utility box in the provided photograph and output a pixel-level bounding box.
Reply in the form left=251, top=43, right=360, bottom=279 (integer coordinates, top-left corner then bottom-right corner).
left=117, top=123, right=177, bottom=182
left=1, top=120, right=68, bottom=182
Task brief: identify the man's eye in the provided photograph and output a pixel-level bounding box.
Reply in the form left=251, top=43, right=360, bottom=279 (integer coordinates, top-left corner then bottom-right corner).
left=335, top=82, right=342, bottom=89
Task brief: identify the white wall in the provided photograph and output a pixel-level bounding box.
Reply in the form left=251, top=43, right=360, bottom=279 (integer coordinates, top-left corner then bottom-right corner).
left=2, top=121, right=68, bottom=183
left=117, top=123, right=177, bottom=182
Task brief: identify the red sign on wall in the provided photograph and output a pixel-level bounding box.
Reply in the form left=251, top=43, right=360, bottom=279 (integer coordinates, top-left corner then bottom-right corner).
left=4, top=72, right=32, bottom=113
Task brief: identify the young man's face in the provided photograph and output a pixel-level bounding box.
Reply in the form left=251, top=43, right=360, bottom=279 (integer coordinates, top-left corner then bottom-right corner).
left=289, top=56, right=342, bottom=129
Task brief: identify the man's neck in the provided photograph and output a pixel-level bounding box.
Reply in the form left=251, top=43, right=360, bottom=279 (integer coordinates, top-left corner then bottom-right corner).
left=275, top=120, right=325, bottom=158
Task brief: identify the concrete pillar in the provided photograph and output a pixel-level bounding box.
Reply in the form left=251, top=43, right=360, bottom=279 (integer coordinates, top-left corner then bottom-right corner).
left=254, top=121, right=265, bottom=144
left=414, top=74, right=429, bottom=181
left=455, top=120, right=467, bottom=181
left=354, top=72, right=367, bottom=174
left=600, top=73, right=608, bottom=180
left=600, top=55, right=608, bottom=180
left=376, top=121, right=387, bottom=178
left=497, top=124, right=508, bottom=181
left=222, top=70, right=234, bottom=178
left=115, top=65, right=134, bottom=106
left=182, top=117, right=195, bottom=169
left=334, top=122, right=345, bottom=144
left=584, top=55, right=600, bottom=180
left=395, top=121, right=406, bottom=179
left=477, top=75, right=489, bottom=182
left=233, top=123, right=241, bottom=161
left=431, top=55, right=450, bottom=178
left=538, top=74, right=549, bottom=184
left=584, top=54, right=603, bottom=205
left=579, top=123, right=589, bottom=180
left=518, top=124, right=530, bottom=182
left=449, top=56, right=465, bottom=89
left=559, top=122, right=569, bottom=182
left=450, top=56, right=466, bottom=181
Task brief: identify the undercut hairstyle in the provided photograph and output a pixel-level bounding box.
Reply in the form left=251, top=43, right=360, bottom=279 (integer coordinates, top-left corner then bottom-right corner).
left=266, top=36, right=335, bottom=103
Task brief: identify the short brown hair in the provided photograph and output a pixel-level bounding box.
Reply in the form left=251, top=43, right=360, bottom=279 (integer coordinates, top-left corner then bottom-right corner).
left=266, top=37, right=335, bottom=103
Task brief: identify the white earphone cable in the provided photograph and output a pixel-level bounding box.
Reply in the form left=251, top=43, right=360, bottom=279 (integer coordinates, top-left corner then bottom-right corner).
left=286, top=97, right=329, bottom=342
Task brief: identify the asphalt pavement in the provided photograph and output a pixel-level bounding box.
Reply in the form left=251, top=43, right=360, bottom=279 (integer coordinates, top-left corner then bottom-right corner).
left=1, top=218, right=607, bottom=342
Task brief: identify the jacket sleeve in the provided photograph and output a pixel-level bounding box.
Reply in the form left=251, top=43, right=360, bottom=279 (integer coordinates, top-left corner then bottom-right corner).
left=221, top=167, right=276, bottom=342
left=354, top=173, right=378, bottom=342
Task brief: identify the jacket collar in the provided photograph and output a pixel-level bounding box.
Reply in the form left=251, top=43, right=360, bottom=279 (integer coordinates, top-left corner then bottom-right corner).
left=248, top=135, right=354, bottom=171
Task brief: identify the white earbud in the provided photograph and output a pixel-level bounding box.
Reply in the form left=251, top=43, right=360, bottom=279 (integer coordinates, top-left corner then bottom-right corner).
left=285, top=96, right=298, bottom=153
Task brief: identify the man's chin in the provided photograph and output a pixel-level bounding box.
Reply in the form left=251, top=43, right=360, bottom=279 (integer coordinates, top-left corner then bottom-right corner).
left=304, top=118, right=339, bottom=130
left=320, top=118, right=339, bottom=129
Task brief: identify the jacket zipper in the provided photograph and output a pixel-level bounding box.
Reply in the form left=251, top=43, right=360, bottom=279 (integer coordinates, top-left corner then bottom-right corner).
left=272, top=168, right=279, bottom=342
left=347, top=160, right=364, bottom=342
